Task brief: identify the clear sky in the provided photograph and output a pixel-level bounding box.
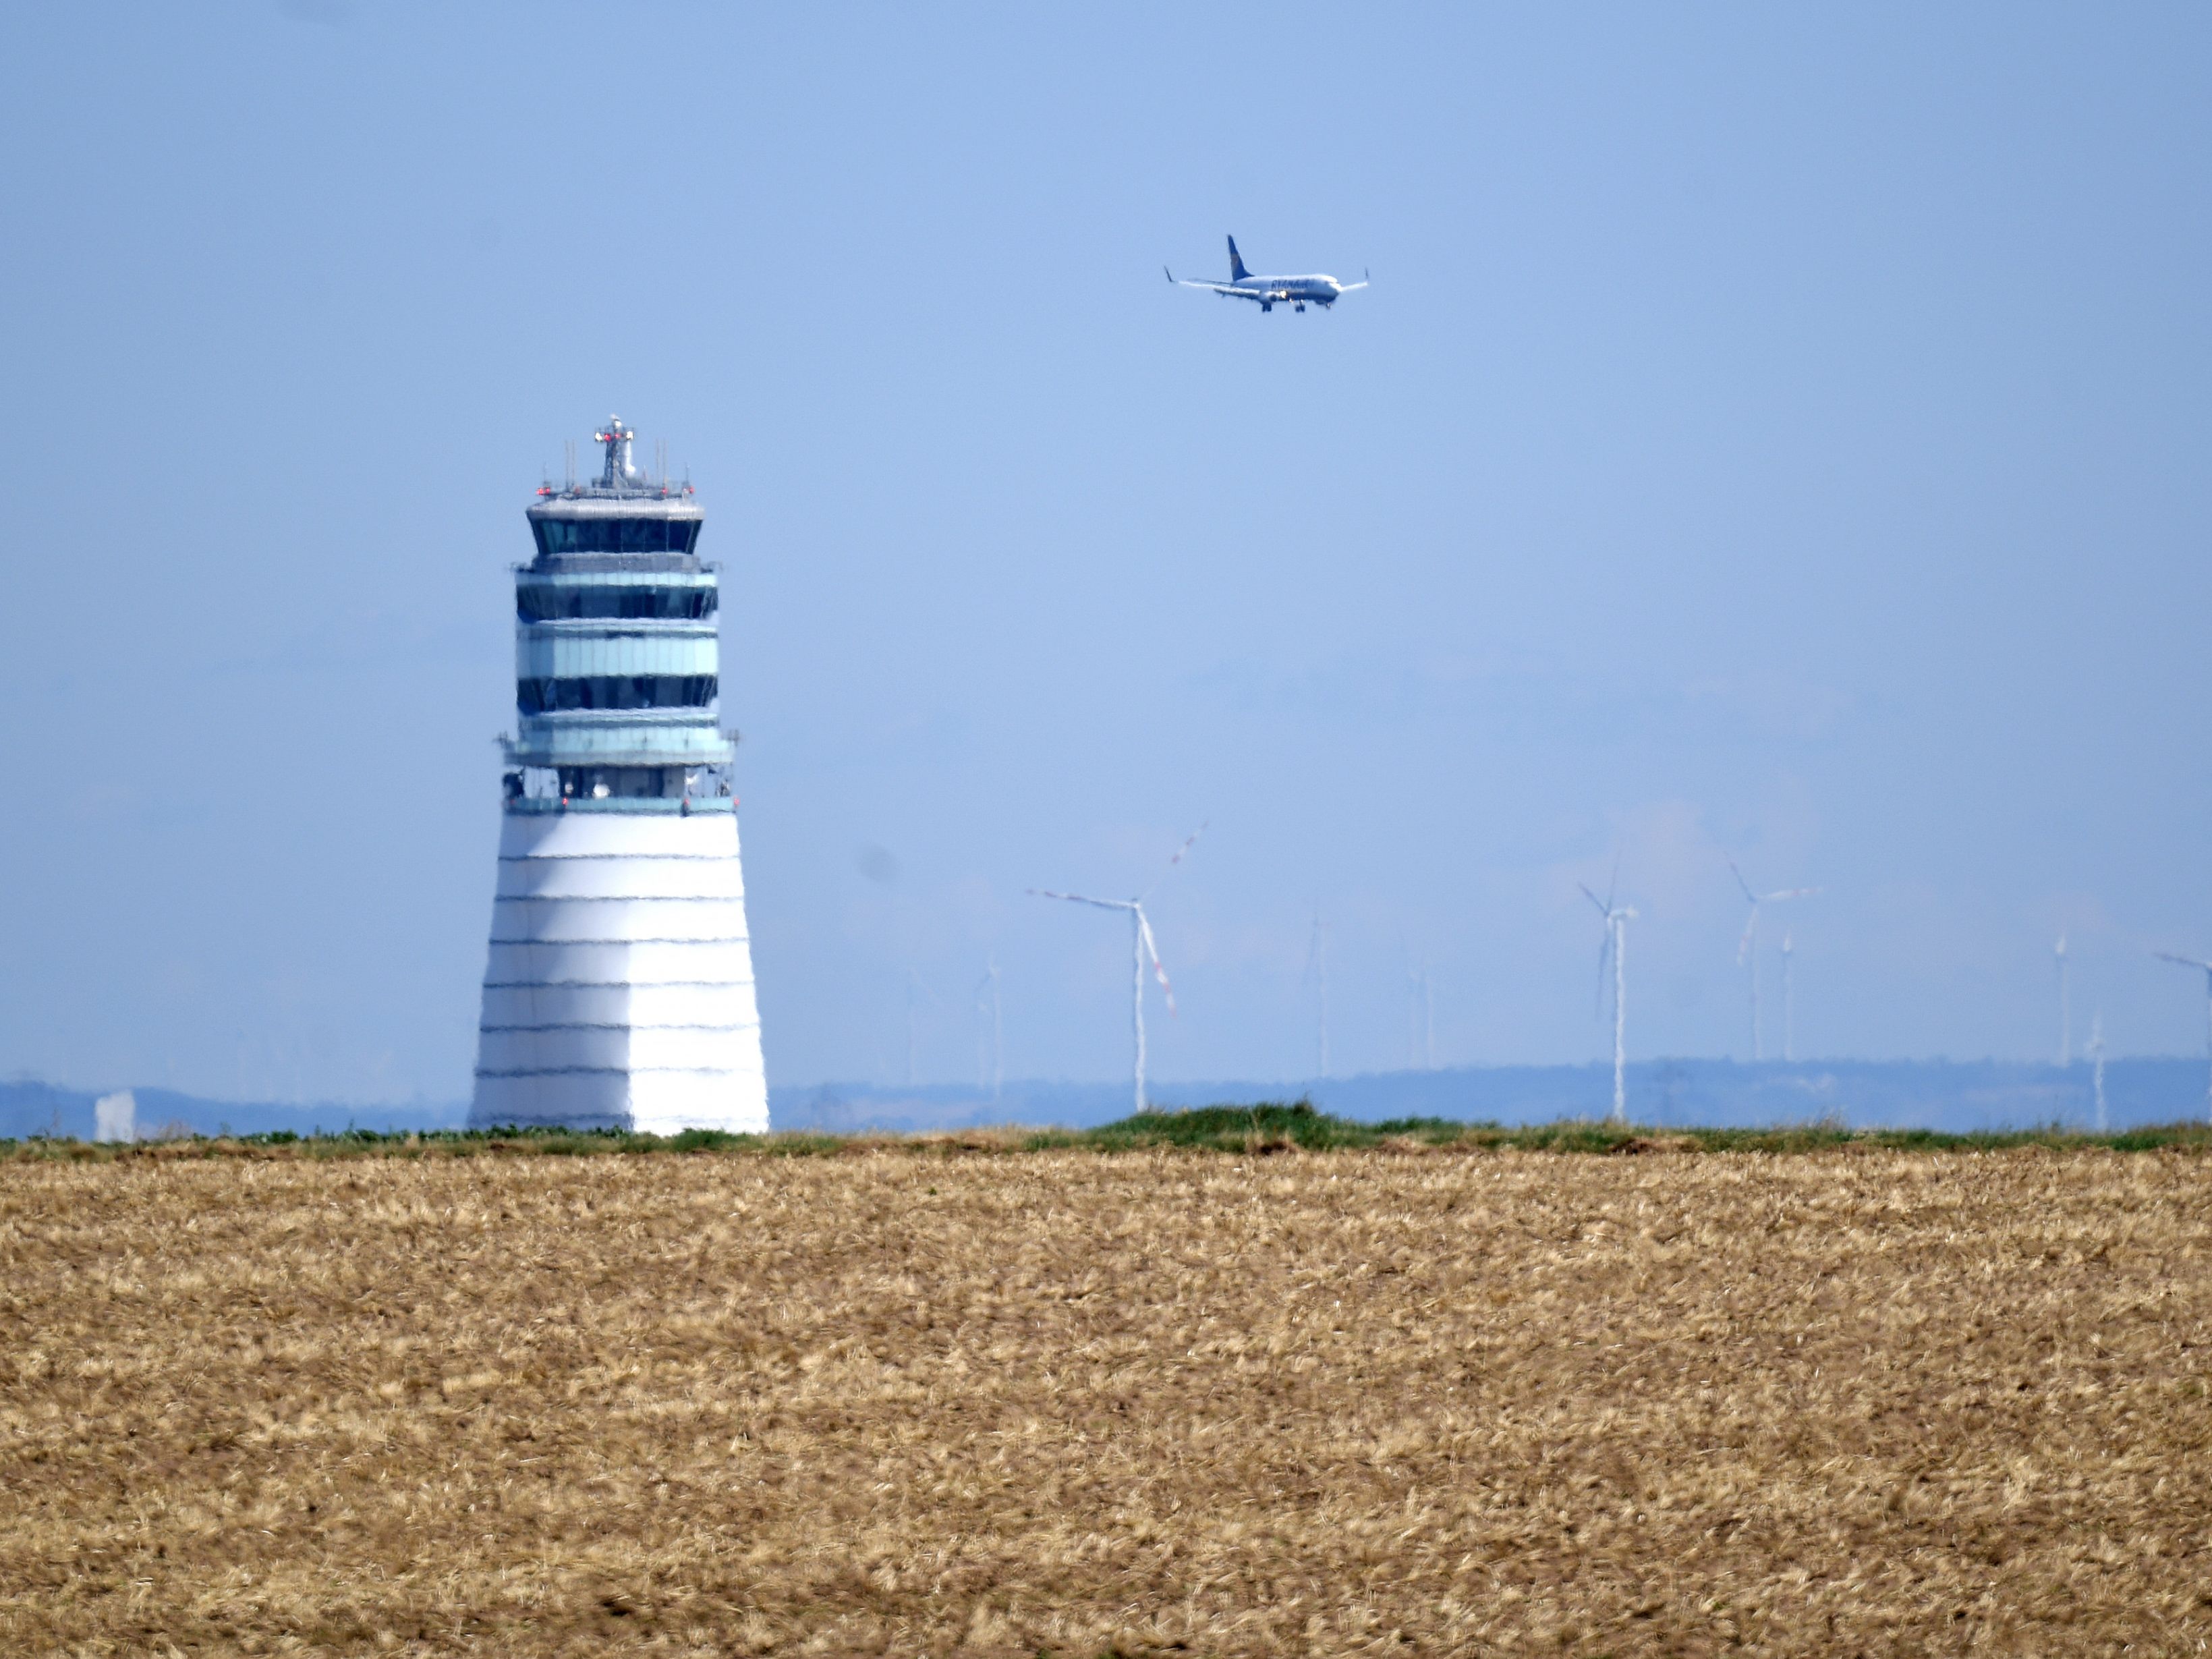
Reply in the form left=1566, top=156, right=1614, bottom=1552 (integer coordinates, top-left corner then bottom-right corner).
left=3, top=3, right=2209, bottom=1103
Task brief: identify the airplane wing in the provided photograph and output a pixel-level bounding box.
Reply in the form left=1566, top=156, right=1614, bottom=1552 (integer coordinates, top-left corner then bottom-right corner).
left=1176, top=279, right=1270, bottom=301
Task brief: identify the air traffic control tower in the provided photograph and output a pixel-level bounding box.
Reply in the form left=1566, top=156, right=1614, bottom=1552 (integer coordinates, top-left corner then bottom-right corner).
left=468, top=418, right=768, bottom=1133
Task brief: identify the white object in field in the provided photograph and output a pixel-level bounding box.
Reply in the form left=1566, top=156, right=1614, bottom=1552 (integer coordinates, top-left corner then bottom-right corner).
left=472, top=811, right=768, bottom=1133
left=94, top=1090, right=136, bottom=1144
left=1579, top=882, right=1637, bottom=1125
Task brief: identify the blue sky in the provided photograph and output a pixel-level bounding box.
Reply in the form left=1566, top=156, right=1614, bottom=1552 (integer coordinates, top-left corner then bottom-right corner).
left=2, top=3, right=2209, bottom=1102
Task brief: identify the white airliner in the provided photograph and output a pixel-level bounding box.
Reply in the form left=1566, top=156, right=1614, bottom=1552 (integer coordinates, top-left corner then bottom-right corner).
left=1166, top=235, right=1369, bottom=313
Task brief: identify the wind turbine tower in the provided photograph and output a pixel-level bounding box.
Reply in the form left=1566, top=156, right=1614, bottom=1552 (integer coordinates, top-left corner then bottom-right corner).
left=1729, top=860, right=1819, bottom=1063
left=1305, top=916, right=1331, bottom=1079
left=2151, top=950, right=2212, bottom=1121
left=1580, top=881, right=1637, bottom=1124
left=975, top=959, right=1004, bottom=1099
left=2055, top=934, right=2071, bottom=1067
left=1406, top=965, right=1436, bottom=1072
left=905, top=969, right=922, bottom=1088
left=2088, top=1009, right=2107, bottom=1132
left=1781, top=932, right=1796, bottom=1063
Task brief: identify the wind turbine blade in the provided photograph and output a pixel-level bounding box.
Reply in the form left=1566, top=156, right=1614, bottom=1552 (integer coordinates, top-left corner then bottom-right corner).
left=1728, top=857, right=1758, bottom=906
left=1139, top=912, right=1176, bottom=1015
left=1577, top=881, right=1610, bottom=917
left=1736, top=907, right=1758, bottom=964
left=2153, top=950, right=2212, bottom=971
left=1605, top=856, right=1620, bottom=915
left=1031, top=888, right=1135, bottom=913
left=1141, top=821, right=1210, bottom=903
left=1765, top=887, right=1821, bottom=903
left=1594, top=931, right=1612, bottom=1017
left=1301, top=915, right=1325, bottom=986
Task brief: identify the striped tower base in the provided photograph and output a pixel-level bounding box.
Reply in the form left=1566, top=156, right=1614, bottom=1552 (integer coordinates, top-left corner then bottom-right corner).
left=470, top=810, right=768, bottom=1133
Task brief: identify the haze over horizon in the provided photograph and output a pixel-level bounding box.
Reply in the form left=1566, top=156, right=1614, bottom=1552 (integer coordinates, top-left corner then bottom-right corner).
left=2, top=4, right=2208, bottom=1104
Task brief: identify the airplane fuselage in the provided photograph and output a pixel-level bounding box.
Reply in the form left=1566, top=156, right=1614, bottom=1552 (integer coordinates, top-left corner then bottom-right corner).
left=1218, top=274, right=1344, bottom=310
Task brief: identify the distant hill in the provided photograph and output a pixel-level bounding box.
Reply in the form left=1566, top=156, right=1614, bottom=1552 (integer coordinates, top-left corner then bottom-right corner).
left=4, top=1057, right=2201, bottom=1142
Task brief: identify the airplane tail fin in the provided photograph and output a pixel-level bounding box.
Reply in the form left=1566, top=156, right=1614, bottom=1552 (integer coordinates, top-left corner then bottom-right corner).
left=1226, top=235, right=1249, bottom=281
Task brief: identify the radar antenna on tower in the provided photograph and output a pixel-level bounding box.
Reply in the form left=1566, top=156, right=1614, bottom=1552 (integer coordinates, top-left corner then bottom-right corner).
left=594, top=416, right=640, bottom=488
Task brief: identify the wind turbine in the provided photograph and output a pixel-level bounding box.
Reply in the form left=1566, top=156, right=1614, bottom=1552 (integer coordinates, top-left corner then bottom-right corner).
left=905, top=969, right=921, bottom=1088
left=1729, top=860, right=1819, bottom=1062
left=1405, top=962, right=1436, bottom=1072
left=1303, top=916, right=1330, bottom=1079
left=2055, top=934, right=2072, bottom=1068
left=974, top=958, right=1003, bottom=1100
left=1780, top=932, right=1796, bottom=1063
left=905, top=967, right=951, bottom=1087
left=2151, top=949, right=2212, bottom=1121
left=2088, top=1008, right=2107, bottom=1133
left=1032, top=825, right=1203, bottom=1116
left=1580, top=879, right=1637, bottom=1124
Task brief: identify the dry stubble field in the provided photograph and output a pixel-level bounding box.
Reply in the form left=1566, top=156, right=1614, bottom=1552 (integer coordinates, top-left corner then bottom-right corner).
left=2, top=1144, right=2209, bottom=1656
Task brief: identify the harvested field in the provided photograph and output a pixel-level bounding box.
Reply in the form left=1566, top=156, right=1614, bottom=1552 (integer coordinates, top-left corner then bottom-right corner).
left=2, top=1146, right=2208, bottom=1655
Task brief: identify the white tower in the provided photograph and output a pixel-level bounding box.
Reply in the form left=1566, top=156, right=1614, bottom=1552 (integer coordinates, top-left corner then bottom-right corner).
left=469, top=418, right=768, bottom=1133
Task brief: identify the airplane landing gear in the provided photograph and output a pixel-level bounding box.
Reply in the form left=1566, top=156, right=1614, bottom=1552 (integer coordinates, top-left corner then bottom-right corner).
left=1293, top=302, right=1306, bottom=312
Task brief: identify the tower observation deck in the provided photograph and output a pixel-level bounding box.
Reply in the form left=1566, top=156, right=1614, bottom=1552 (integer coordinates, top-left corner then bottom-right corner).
left=468, top=418, right=768, bottom=1132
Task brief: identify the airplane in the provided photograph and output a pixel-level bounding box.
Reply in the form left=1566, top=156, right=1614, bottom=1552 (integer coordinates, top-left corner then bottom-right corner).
left=1165, top=235, right=1369, bottom=313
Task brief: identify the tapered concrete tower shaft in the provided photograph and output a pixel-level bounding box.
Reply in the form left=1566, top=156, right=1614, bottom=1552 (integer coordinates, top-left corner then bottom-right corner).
left=470, top=418, right=768, bottom=1133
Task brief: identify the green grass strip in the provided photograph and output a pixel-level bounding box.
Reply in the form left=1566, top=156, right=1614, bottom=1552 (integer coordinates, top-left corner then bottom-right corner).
left=4, top=1099, right=2209, bottom=1161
